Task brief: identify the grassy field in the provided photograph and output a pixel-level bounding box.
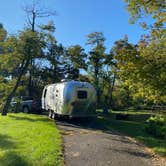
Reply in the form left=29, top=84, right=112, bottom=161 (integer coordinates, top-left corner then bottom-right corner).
left=0, top=113, right=63, bottom=166
left=97, top=110, right=166, bottom=157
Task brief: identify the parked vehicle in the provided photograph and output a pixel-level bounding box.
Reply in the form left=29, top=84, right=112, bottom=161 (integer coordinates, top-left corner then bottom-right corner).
left=42, top=80, right=97, bottom=118
left=10, top=96, right=42, bottom=113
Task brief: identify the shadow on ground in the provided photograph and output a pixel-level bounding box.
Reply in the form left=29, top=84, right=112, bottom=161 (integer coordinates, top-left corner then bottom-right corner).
left=0, top=152, right=30, bottom=166
left=0, top=134, right=30, bottom=166
left=0, top=134, right=16, bottom=150
left=110, top=148, right=152, bottom=158
left=55, top=114, right=154, bottom=165
left=55, top=115, right=121, bottom=136
left=8, top=114, right=48, bottom=123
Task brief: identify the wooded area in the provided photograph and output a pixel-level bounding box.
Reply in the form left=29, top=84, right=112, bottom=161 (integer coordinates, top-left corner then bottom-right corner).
left=0, top=0, right=165, bottom=115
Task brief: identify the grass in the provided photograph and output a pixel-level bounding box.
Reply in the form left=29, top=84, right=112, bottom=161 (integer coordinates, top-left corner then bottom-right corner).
left=0, top=113, right=63, bottom=166
left=97, top=110, right=166, bottom=157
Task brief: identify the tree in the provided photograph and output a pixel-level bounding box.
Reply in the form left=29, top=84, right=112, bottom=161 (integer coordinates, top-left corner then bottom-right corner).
left=43, top=42, right=65, bottom=83
left=23, top=0, right=56, bottom=96
left=111, top=37, right=140, bottom=106
left=113, top=35, right=166, bottom=105
left=1, top=29, right=43, bottom=115
left=66, top=45, right=87, bottom=79
left=86, top=32, right=106, bottom=106
left=123, top=0, right=166, bottom=105
left=124, top=0, right=166, bottom=28
left=103, top=51, right=117, bottom=108
left=0, top=25, right=26, bottom=109
left=0, top=23, right=7, bottom=43
left=0, top=24, right=10, bottom=108
left=67, top=45, right=87, bottom=69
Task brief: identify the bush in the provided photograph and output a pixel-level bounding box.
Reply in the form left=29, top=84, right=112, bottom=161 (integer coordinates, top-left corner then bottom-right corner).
left=145, top=115, right=166, bottom=139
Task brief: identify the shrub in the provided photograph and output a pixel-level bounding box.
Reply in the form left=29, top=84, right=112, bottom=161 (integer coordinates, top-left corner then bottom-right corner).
left=145, top=115, right=166, bottom=139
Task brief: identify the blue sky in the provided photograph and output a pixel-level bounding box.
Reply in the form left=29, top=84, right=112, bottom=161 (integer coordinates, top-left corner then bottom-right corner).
left=0, top=0, right=148, bottom=51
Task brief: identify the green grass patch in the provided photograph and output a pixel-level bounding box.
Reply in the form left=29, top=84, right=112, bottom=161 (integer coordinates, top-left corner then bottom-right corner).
left=97, top=112, right=166, bottom=157
left=0, top=113, right=63, bottom=166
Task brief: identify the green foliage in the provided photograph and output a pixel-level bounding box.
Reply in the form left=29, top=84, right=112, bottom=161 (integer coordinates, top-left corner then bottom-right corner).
left=86, top=32, right=106, bottom=80
left=86, top=32, right=105, bottom=46
left=124, top=0, right=166, bottom=28
left=0, top=0, right=165, bottom=111
left=123, top=0, right=166, bottom=106
left=112, top=85, right=133, bottom=110
left=112, top=35, right=166, bottom=105
left=145, top=115, right=166, bottom=139
left=67, top=45, right=87, bottom=70
left=0, top=24, right=7, bottom=43
left=86, top=32, right=108, bottom=106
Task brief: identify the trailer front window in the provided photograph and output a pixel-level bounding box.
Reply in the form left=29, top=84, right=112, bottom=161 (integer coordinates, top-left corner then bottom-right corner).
left=77, top=91, right=87, bottom=99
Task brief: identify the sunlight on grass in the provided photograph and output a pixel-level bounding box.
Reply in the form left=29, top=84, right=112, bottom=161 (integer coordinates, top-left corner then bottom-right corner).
left=0, top=113, right=63, bottom=166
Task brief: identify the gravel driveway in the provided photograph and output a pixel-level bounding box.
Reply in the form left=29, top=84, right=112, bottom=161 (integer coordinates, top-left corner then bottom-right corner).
left=56, top=118, right=166, bottom=166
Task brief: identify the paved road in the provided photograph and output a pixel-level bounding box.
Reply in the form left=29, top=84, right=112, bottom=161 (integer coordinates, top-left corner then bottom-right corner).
left=56, top=118, right=166, bottom=166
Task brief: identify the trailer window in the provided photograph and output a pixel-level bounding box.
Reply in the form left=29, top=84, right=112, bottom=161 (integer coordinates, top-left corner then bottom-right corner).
left=77, top=91, right=87, bottom=99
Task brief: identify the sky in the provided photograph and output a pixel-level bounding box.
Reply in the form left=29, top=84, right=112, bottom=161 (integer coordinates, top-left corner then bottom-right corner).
left=0, top=0, right=148, bottom=51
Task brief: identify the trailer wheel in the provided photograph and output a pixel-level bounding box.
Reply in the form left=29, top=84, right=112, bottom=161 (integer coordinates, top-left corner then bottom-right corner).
left=23, top=106, right=29, bottom=113
left=48, top=110, right=52, bottom=119
left=52, top=112, right=56, bottom=119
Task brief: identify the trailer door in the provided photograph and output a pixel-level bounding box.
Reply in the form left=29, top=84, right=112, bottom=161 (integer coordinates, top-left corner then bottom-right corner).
left=42, top=88, right=47, bottom=110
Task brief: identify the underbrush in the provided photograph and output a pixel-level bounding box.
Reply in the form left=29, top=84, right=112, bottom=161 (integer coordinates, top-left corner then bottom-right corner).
left=145, top=115, right=166, bottom=139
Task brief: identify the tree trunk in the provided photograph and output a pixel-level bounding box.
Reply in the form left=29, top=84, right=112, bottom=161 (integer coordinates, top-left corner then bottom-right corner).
left=28, top=12, right=35, bottom=97
left=28, top=58, right=33, bottom=97
left=94, top=66, right=100, bottom=108
left=110, top=73, right=116, bottom=107
left=1, top=58, right=30, bottom=116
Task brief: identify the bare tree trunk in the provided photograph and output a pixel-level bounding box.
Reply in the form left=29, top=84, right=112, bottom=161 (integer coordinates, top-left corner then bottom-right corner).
left=94, top=66, right=100, bottom=108
left=28, top=12, right=35, bottom=97
left=1, top=58, right=30, bottom=116
left=110, top=73, right=116, bottom=107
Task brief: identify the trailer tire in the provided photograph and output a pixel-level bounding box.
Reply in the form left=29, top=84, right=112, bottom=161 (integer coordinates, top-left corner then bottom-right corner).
left=23, top=106, right=29, bottom=113
left=52, top=112, right=56, bottom=119
left=48, top=110, right=52, bottom=119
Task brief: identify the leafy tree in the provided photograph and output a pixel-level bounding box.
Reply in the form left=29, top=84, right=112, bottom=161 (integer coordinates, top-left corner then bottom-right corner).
left=123, top=0, right=166, bottom=105
left=1, top=29, right=43, bottom=115
left=43, top=42, right=65, bottom=83
left=98, top=51, right=116, bottom=108
left=0, top=23, right=7, bottom=43
left=124, top=0, right=166, bottom=28
left=0, top=24, right=22, bottom=109
left=86, top=32, right=106, bottom=106
left=113, top=35, right=166, bottom=106
left=23, top=0, right=56, bottom=96
left=66, top=45, right=87, bottom=79
left=67, top=45, right=87, bottom=70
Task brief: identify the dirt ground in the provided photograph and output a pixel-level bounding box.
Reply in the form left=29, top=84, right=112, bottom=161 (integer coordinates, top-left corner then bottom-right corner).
left=56, top=118, right=166, bottom=166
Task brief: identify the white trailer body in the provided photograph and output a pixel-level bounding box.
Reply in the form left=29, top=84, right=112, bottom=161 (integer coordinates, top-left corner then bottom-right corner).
left=42, top=80, right=96, bottom=117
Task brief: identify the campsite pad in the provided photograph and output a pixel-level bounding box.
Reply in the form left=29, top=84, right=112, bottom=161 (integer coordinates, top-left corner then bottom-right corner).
left=56, top=118, right=166, bottom=166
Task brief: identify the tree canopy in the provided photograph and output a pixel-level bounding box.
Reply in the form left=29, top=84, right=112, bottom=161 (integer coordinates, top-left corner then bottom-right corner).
left=0, top=1, right=165, bottom=115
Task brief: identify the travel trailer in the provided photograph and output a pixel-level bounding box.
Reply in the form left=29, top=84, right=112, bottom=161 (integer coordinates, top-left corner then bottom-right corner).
left=42, top=80, right=96, bottom=118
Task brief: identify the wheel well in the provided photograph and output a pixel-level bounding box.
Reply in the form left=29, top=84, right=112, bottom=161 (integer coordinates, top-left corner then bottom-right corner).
left=23, top=105, right=29, bottom=110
